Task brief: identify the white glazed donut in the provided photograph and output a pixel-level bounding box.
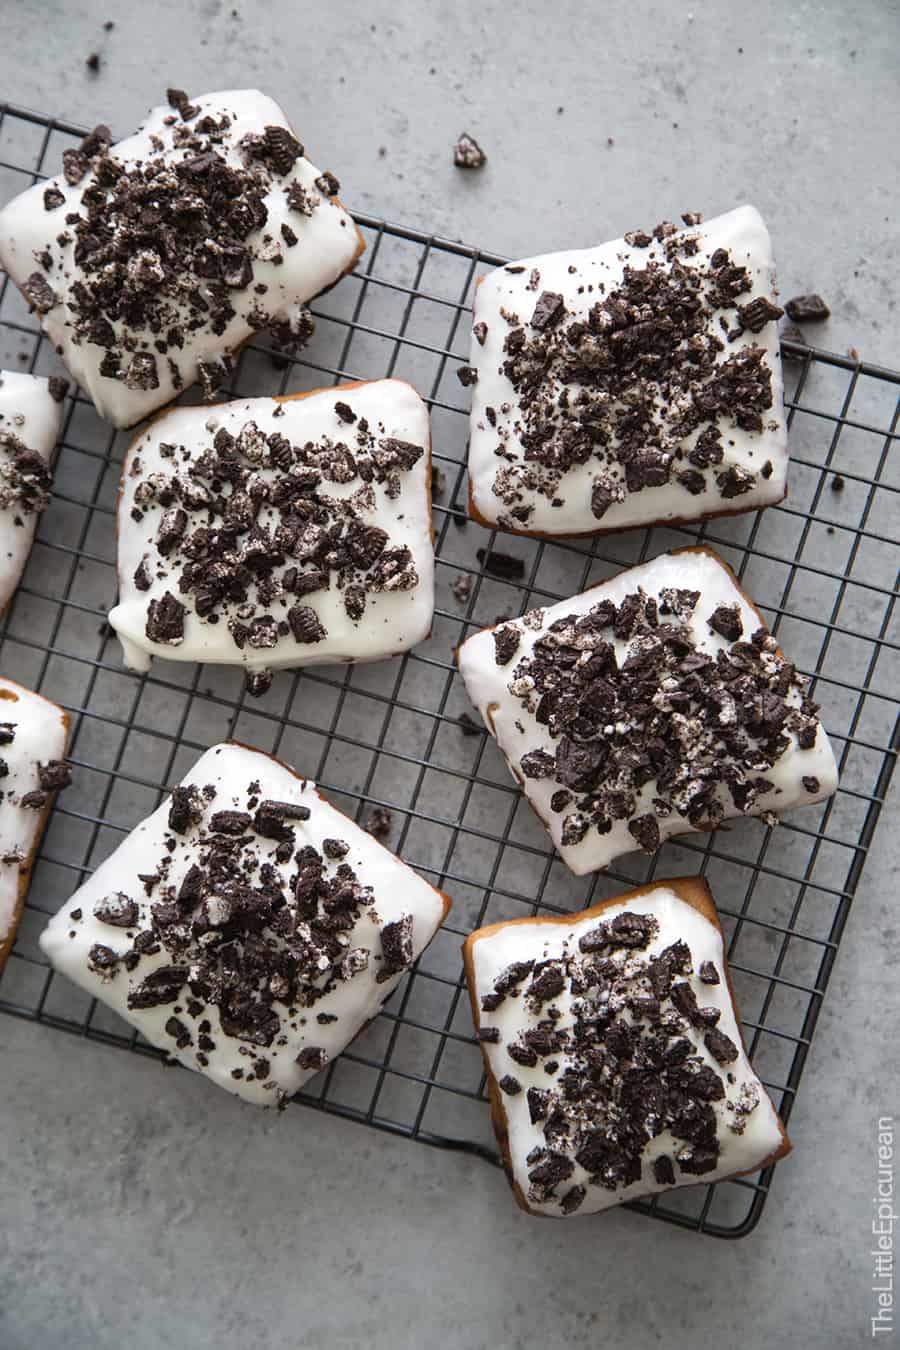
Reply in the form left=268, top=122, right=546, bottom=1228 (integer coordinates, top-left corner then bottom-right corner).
left=0, top=370, right=65, bottom=614
left=0, top=90, right=364, bottom=428
left=40, top=741, right=451, bottom=1106
left=465, top=205, right=788, bottom=536
left=457, top=547, right=838, bottom=876
left=0, top=678, right=71, bottom=972
left=464, top=876, right=789, bottom=1218
left=108, top=379, right=435, bottom=691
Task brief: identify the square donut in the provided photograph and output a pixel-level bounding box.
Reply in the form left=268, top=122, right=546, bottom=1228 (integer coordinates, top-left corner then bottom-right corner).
left=465, top=876, right=789, bottom=1218
left=0, top=369, right=65, bottom=613
left=39, top=742, right=450, bottom=1105
left=108, top=379, right=434, bottom=690
left=465, top=205, right=788, bottom=536
left=0, top=678, right=71, bottom=972
left=0, top=89, right=363, bottom=428
left=457, top=547, right=838, bottom=876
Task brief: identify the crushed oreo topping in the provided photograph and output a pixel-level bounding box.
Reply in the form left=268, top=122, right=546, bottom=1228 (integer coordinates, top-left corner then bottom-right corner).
left=493, top=624, right=521, bottom=666
left=0, top=428, right=54, bottom=517
left=479, top=912, right=763, bottom=1208
left=93, top=892, right=140, bottom=927
left=501, top=582, right=822, bottom=848
left=78, top=776, right=420, bottom=1075
left=481, top=221, right=783, bottom=516
left=377, top=912, right=413, bottom=982
left=126, top=406, right=425, bottom=654
left=28, top=94, right=336, bottom=406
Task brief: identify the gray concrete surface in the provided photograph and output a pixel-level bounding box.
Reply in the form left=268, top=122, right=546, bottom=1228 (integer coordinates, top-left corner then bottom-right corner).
left=0, top=2, right=898, bottom=1348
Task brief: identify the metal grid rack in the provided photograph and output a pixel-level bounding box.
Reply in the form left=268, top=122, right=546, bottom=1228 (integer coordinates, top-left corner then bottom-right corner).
left=0, top=101, right=897, bottom=1240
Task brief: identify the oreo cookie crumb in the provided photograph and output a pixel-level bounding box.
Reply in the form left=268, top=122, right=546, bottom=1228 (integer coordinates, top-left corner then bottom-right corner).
left=785, top=294, right=830, bottom=323
left=453, top=133, right=487, bottom=169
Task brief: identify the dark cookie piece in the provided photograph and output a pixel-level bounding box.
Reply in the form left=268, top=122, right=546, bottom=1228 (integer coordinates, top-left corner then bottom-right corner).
left=22, top=272, right=57, bottom=313
left=167, top=783, right=205, bottom=831
left=707, top=603, right=743, bottom=642
left=296, top=1046, right=328, bottom=1071
left=254, top=798, right=311, bottom=839
left=704, top=1027, right=740, bottom=1065
left=652, top=1154, right=676, bottom=1187
left=145, top=592, right=185, bottom=645
left=453, top=133, right=487, bottom=169
left=288, top=605, right=326, bottom=644
left=493, top=624, right=520, bottom=666
left=737, top=296, right=783, bottom=332
left=377, top=912, right=413, bottom=982
left=93, top=893, right=139, bottom=927
left=627, top=814, right=660, bottom=854
left=530, top=291, right=565, bottom=331
left=784, top=294, right=830, bottom=323
left=37, top=760, right=72, bottom=791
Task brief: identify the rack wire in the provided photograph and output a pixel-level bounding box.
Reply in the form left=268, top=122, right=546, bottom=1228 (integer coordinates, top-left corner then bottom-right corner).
left=0, top=101, right=897, bottom=1239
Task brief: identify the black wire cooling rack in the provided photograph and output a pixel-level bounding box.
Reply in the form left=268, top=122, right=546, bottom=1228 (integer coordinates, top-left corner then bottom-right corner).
left=0, top=102, right=897, bottom=1240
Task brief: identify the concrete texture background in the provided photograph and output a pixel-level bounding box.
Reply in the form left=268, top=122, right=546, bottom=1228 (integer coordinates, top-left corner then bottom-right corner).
left=0, top=2, right=898, bottom=1347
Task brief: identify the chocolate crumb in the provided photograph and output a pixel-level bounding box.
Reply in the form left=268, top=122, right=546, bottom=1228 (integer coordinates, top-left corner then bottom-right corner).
left=377, top=912, right=413, bottom=980
left=785, top=294, right=830, bottom=323
left=366, top=806, right=393, bottom=840
left=708, top=602, right=743, bottom=642
left=453, top=133, right=487, bottom=169
left=37, top=760, right=72, bottom=791
left=704, top=1027, right=740, bottom=1065
left=477, top=1026, right=501, bottom=1043
left=652, top=1155, right=676, bottom=1187
left=451, top=574, right=472, bottom=605
left=493, top=624, right=520, bottom=666
left=296, top=1046, right=327, bottom=1072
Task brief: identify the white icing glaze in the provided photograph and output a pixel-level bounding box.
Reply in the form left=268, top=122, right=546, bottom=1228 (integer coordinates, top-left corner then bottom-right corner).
left=0, top=90, right=362, bottom=428
left=0, top=678, right=68, bottom=950
left=0, top=370, right=64, bottom=613
left=108, top=379, right=435, bottom=675
left=468, top=205, right=788, bottom=534
left=457, top=549, right=838, bottom=876
left=39, top=742, right=449, bottom=1106
left=471, top=885, right=785, bottom=1217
